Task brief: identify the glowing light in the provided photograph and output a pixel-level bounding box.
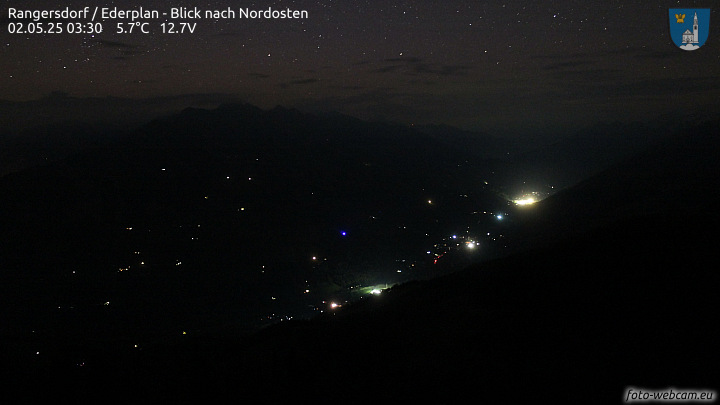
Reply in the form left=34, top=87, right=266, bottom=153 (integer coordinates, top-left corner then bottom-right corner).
left=330, top=302, right=341, bottom=309
left=341, top=231, right=347, bottom=236
left=466, top=242, right=476, bottom=249
left=312, top=256, right=317, bottom=260
left=427, top=200, right=432, bottom=204
left=370, top=289, right=382, bottom=295
left=514, top=197, right=536, bottom=206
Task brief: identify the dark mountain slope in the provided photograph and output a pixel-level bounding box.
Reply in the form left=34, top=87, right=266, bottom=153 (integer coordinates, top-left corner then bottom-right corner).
left=509, top=119, right=720, bottom=250
left=11, top=177, right=716, bottom=405
left=499, top=121, right=672, bottom=191
left=6, top=121, right=718, bottom=404
left=213, top=213, right=717, bottom=404
left=187, top=122, right=720, bottom=403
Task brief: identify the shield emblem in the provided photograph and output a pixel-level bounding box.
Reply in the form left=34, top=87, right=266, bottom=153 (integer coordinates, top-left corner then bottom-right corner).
left=669, top=9, right=710, bottom=51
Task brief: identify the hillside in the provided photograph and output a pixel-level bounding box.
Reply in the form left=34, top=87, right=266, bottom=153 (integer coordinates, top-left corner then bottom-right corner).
left=0, top=103, right=510, bottom=346
left=3, top=119, right=718, bottom=403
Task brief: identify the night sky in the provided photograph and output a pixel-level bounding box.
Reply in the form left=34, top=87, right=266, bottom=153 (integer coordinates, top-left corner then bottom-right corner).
left=2, top=1, right=719, bottom=133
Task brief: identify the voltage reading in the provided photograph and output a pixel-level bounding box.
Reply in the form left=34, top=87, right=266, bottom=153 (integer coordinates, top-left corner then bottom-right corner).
left=161, top=22, right=197, bottom=34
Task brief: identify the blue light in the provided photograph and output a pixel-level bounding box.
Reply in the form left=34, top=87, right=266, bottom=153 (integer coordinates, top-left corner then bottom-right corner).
left=341, top=231, right=347, bottom=236
left=496, top=214, right=503, bottom=220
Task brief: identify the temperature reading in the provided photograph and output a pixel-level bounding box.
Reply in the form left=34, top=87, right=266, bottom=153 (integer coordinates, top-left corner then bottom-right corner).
left=117, top=22, right=150, bottom=34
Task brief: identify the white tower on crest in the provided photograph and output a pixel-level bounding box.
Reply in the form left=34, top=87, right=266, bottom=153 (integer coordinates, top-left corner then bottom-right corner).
left=693, top=12, right=699, bottom=43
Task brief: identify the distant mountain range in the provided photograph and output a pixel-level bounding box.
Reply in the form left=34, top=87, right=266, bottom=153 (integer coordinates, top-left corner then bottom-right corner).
left=2, top=97, right=677, bottom=187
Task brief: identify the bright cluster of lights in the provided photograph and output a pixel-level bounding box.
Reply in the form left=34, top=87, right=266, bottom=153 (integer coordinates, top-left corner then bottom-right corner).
left=513, top=197, right=536, bottom=206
